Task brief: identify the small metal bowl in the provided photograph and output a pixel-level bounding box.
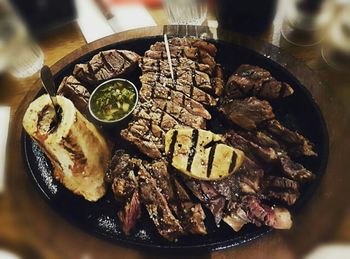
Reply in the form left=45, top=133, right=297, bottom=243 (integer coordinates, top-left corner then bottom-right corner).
left=88, top=78, right=139, bottom=128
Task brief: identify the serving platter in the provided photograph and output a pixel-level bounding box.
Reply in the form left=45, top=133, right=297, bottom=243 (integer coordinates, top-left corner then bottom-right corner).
left=21, top=26, right=329, bottom=252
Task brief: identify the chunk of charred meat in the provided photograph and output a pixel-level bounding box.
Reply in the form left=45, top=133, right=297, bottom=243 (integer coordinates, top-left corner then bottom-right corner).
left=279, top=154, right=315, bottom=182
left=238, top=130, right=281, bottom=150
left=173, top=177, right=207, bottom=235
left=225, top=64, right=294, bottom=100
left=212, top=64, right=225, bottom=96
left=263, top=119, right=317, bottom=157
left=73, top=50, right=139, bottom=86
left=224, top=131, right=278, bottom=164
left=138, top=165, right=185, bottom=241
left=262, top=176, right=299, bottom=206
left=220, top=97, right=275, bottom=130
left=120, top=119, right=164, bottom=159
left=57, top=76, right=90, bottom=115
left=145, top=161, right=207, bottom=235
left=184, top=178, right=226, bottom=226
left=224, top=195, right=292, bottom=231
left=106, top=150, right=142, bottom=234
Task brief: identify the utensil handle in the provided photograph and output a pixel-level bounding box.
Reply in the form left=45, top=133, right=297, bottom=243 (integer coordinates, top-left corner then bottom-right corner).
left=94, top=0, right=114, bottom=19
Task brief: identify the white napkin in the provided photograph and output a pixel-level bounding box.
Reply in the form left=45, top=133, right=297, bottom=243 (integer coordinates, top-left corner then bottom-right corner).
left=76, top=0, right=156, bottom=43
left=0, top=106, right=10, bottom=193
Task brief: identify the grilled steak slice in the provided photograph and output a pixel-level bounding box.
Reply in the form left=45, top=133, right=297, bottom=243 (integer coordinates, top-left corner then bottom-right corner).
left=220, top=97, right=275, bottom=130
left=138, top=165, right=185, bottom=241
left=262, top=176, right=299, bottom=206
left=146, top=161, right=207, bottom=235
left=279, top=154, right=315, bottom=182
left=263, top=119, right=317, bottom=157
left=224, top=195, right=292, bottom=230
left=139, top=83, right=211, bottom=120
left=225, top=64, right=294, bottom=100
left=73, top=50, right=139, bottom=86
left=141, top=57, right=213, bottom=76
left=212, top=64, right=225, bottom=96
left=57, top=76, right=90, bottom=115
left=168, top=37, right=217, bottom=57
left=224, top=131, right=278, bottom=164
left=238, top=130, right=281, bottom=150
left=173, top=177, right=207, bottom=235
left=117, top=191, right=142, bottom=235
left=184, top=178, right=226, bottom=226
left=140, top=74, right=217, bottom=106
left=133, top=104, right=180, bottom=131
left=106, top=150, right=142, bottom=234
left=120, top=119, right=164, bottom=159
left=211, top=157, right=264, bottom=199
left=141, top=99, right=206, bottom=129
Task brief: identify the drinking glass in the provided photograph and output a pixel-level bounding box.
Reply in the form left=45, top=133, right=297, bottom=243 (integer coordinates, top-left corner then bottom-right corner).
left=281, top=0, right=335, bottom=46
left=321, top=6, right=350, bottom=71
left=0, top=1, right=44, bottom=78
left=163, top=0, right=208, bottom=25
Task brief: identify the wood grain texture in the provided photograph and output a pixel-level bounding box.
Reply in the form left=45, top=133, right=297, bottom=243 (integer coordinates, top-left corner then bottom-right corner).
left=1, top=15, right=350, bottom=259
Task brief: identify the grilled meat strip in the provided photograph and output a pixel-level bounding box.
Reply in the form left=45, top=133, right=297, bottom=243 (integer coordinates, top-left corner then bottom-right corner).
left=262, top=176, right=299, bottom=206
left=138, top=165, right=185, bottom=241
left=146, top=161, right=207, bottom=235
left=183, top=178, right=226, bottom=226
left=224, top=195, right=292, bottom=231
left=73, top=50, right=139, bottom=86
left=120, top=118, right=164, bottom=159
left=220, top=97, right=275, bottom=130
left=57, top=76, right=90, bottom=115
left=263, top=119, right=317, bottom=157
left=225, top=64, right=294, bottom=100
left=139, top=75, right=217, bottom=106
left=236, top=130, right=315, bottom=182
left=141, top=57, right=213, bottom=77
left=106, top=150, right=142, bottom=234
left=139, top=83, right=211, bottom=120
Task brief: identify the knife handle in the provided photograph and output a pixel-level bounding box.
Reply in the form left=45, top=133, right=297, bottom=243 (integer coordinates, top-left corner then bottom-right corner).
left=94, top=0, right=114, bottom=19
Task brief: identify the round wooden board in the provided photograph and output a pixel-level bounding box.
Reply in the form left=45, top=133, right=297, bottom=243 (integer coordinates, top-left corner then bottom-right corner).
left=8, top=26, right=350, bottom=258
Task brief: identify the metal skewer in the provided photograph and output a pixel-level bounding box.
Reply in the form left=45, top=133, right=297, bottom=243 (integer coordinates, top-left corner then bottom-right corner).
left=164, top=34, right=174, bottom=81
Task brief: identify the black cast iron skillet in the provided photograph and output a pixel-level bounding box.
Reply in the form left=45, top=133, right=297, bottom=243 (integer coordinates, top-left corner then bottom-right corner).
left=21, top=26, right=329, bottom=252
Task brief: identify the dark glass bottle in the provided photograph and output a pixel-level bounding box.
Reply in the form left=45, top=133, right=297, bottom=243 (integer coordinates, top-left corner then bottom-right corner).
left=216, top=0, right=278, bottom=35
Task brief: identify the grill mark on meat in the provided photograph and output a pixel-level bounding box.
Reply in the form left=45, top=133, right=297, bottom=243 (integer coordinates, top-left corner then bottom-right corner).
left=206, top=144, right=217, bottom=178
left=100, top=52, right=114, bottom=71
left=186, top=129, right=199, bottom=171
left=87, top=62, right=96, bottom=80
left=169, top=130, right=178, bottom=162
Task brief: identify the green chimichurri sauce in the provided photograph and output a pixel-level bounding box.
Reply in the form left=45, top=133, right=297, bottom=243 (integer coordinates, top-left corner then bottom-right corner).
left=90, top=81, right=137, bottom=121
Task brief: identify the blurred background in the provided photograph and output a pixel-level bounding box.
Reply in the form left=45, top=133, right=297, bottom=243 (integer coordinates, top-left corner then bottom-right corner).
left=0, top=0, right=350, bottom=258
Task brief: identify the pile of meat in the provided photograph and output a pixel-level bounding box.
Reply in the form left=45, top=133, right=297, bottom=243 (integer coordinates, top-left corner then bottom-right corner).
left=56, top=38, right=318, bottom=242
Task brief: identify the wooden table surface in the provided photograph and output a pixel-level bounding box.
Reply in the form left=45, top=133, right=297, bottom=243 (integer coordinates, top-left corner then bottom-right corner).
left=0, top=6, right=350, bottom=259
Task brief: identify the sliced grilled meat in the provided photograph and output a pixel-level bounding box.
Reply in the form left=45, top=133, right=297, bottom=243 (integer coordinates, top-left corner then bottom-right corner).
left=263, top=119, right=317, bottom=157
left=120, top=119, right=164, bottom=159
left=117, top=191, right=142, bottom=235
left=133, top=103, right=180, bottom=131
left=146, top=161, right=207, bottom=235
left=262, top=176, right=299, bottom=206
left=140, top=74, right=217, bottom=106
left=138, top=165, right=185, bottom=241
left=224, top=195, right=292, bottom=230
left=106, top=150, right=142, bottom=234
left=73, top=50, right=139, bottom=86
left=57, top=76, right=90, bottom=115
left=168, top=37, right=218, bottom=57
left=220, top=97, right=275, bottom=130
left=141, top=57, right=213, bottom=76
left=173, top=177, right=207, bottom=235
left=212, top=64, right=225, bottom=96
left=238, top=130, right=281, bottom=150
left=225, top=64, right=294, bottom=100
left=224, top=131, right=278, bottom=164
left=139, top=83, right=211, bottom=120
left=279, top=154, right=315, bottom=182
